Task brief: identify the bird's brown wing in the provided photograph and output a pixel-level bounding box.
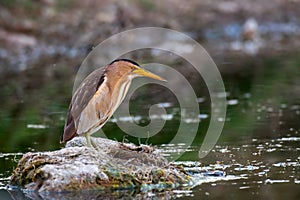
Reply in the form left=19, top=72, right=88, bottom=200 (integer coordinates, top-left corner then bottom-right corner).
left=61, top=67, right=106, bottom=143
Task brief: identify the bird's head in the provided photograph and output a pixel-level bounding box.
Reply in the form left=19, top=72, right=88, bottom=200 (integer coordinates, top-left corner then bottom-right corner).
left=107, top=59, right=166, bottom=82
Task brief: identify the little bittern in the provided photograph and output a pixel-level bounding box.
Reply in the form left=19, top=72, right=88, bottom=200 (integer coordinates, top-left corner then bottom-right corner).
left=61, top=59, right=165, bottom=147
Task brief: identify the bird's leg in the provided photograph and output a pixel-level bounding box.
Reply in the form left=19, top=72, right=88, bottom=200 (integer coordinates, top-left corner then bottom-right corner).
left=85, top=133, right=92, bottom=148
left=122, top=135, right=127, bottom=145
left=85, top=133, right=99, bottom=150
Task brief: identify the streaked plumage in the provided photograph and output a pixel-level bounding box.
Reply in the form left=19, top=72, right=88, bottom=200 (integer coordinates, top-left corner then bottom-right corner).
left=61, top=59, right=165, bottom=147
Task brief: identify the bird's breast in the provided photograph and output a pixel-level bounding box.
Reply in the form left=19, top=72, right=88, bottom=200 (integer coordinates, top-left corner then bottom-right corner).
left=74, top=78, right=132, bottom=136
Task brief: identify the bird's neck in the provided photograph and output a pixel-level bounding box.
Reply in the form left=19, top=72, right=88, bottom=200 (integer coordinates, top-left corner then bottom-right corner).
left=109, top=76, right=133, bottom=112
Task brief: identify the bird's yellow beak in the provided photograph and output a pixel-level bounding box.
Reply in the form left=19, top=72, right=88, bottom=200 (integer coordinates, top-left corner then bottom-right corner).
left=133, top=67, right=166, bottom=82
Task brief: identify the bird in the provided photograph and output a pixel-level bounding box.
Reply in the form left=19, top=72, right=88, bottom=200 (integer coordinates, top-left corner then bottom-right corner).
left=60, top=59, right=165, bottom=148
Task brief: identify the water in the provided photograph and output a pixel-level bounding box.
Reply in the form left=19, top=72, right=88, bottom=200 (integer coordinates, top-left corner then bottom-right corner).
left=1, top=61, right=300, bottom=198
left=1, top=134, right=299, bottom=199
left=1, top=89, right=300, bottom=199
left=1, top=60, right=300, bottom=199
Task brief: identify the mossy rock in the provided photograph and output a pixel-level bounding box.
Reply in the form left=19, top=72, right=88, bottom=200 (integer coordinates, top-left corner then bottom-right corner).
left=10, top=137, right=192, bottom=192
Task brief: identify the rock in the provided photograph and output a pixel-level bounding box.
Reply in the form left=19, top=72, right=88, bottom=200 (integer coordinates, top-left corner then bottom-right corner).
left=9, top=137, right=191, bottom=192
left=0, top=29, right=37, bottom=47
left=242, top=18, right=259, bottom=41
